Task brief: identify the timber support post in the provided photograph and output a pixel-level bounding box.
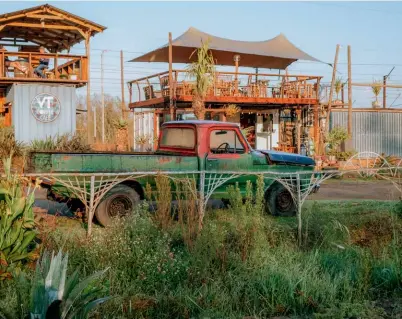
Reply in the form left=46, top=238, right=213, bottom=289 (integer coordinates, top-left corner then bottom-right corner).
left=85, top=32, right=93, bottom=144
left=168, top=32, right=175, bottom=120
left=346, top=45, right=353, bottom=151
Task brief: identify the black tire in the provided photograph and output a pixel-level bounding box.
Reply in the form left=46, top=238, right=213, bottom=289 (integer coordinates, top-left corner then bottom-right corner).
left=95, top=184, right=140, bottom=226
left=265, top=183, right=296, bottom=217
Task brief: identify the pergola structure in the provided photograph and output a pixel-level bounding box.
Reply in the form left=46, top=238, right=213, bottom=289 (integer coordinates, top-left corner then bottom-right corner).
left=0, top=4, right=105, bottom=52
left=0, top=4, right=106, bottom=143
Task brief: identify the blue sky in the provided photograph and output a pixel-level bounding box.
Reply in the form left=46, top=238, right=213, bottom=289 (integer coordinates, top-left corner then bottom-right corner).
left=2, top=1, right=402, bottom=107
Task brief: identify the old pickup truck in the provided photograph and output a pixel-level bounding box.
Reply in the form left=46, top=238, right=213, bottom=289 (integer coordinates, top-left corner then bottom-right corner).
left=30, top=120, right=317, bottom=226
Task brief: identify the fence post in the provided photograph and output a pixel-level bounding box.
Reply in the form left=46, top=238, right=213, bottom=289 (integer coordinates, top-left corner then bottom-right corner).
left=296, top=173, right=302, bottom=247
left=87, top=175, right=96, bottom=237
left=198, top=171, right=206, bottom=231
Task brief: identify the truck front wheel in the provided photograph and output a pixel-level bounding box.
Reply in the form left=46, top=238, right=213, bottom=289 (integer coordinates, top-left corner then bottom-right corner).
left=265, top=183, right=296, bottom=217
left=95, top=184, right=140, bottom=226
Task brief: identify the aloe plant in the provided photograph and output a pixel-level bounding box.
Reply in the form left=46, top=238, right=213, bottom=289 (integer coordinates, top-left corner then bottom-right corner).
left=29, top=249, right=111, bottom=319
left=0, top=156, right=39, bottom=280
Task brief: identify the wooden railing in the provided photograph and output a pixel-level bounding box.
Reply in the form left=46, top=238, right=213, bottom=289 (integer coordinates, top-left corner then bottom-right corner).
left=0, top=51, right=88, bottom=82
left=128, top=70, right=322, bottom=104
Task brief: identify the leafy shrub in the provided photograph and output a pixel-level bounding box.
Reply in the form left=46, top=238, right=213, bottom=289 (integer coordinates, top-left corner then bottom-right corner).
left=326, top=126, right=349, bottom=153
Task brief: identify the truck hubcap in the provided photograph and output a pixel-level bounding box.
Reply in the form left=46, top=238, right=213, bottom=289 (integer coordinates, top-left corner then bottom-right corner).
left=276, top=190, right=292, bottom=211
left=107, top=195, right=132, bottom=217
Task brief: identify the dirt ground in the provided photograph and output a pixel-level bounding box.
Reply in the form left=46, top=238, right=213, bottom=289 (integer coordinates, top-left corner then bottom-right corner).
left=309, top=179, right=400, bottom=201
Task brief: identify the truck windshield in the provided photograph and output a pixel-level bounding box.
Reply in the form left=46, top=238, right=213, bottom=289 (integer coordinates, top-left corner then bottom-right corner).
left=160, top=127, right=195, bottom=149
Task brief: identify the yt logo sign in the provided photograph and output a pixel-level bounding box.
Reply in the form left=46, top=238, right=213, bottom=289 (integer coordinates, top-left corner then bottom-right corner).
left=31, top=93, right=61, bottom=123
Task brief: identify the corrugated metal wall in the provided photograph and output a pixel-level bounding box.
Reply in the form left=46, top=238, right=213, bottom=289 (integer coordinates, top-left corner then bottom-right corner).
left=331, top=110, right=402, bottom=156
left=6, top=84, right=76, bottom=143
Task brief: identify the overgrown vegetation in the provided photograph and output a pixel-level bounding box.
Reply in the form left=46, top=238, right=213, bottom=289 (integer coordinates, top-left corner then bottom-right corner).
left=0, top=126, right=26, bottom=159
left=30, top=133, right=91, bottom=152
left=1, top=172, right=400, bottom=318
left=0, top=159, right=399, bottom=318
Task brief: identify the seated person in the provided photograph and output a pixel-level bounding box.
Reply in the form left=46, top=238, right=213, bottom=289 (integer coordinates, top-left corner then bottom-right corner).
left=34, top=46, right=50, bottom=78
left=0, top=45, right=28, bottom=76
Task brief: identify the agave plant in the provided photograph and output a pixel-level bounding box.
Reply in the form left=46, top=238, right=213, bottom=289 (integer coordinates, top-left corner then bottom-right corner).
left=30, top=134, right=90, bottom=153
left=113, top=118, right=128, bottom=130
left=0, top=156, right=39, bottom=280
left=187, top=40, right=215, bottom=120
left=29, top=249, right=110, bottom=319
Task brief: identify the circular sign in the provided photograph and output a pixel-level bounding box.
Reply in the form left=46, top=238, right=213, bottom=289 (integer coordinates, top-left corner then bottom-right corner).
left=31, top=93, right=61, bottom=123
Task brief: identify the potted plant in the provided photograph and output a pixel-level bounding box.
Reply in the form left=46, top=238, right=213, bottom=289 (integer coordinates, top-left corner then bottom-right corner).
left=69, top=69, right=79, bottom=80
left=59, top=74, right=68, bottom=79
left=224, top=104, right=240, bottom=119
left=325, top=126, right=349, bottom=163
left=334, top=77, right=343, bottom=106
left=371, top=80, right=382, bottom=108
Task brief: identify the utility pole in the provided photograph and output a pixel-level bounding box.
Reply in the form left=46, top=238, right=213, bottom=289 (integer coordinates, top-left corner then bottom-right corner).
left=325, top=44, right=340, bottom=133
left=383, top=66, right=395, bottom=108
left=120, top=50, right=126, bottom=119
left=101, top=50, right=107, bottom=143
left=347, top=45, right=352, bottom=136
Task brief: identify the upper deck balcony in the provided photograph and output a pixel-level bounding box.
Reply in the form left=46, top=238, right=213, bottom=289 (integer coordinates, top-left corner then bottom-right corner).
left=0, top=51, right=88, bottom=87
left=128, top=69, right=322, bottom=109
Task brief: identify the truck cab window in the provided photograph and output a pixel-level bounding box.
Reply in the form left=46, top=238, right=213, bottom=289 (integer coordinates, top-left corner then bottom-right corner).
left=210, top=129, right=245, bottom=154
left=160, top=127, right=195, bottom=149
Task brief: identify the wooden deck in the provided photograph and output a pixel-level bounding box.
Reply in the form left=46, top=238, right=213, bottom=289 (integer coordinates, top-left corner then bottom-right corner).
left=0, top=51, right=88, bottom=88
left=128, top=70, right=322, bottom=109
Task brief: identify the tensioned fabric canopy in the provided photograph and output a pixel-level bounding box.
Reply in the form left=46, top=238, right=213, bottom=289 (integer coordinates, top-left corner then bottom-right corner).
left=130, top=27, right=323, bottom=69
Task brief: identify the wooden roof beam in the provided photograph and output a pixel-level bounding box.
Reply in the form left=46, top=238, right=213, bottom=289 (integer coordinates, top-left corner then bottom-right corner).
left=5, top=22, right=87, bottom=34
left=26, top=14, right=64, bottom=20
left=0, top=9, right=43, bottom=23
left=45, top=8, right=103, bottom=33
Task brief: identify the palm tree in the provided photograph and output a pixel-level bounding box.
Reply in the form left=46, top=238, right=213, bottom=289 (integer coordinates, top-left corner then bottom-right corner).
left=187, top=40, right=215, bottom=120
left=371, top=80, right=382, bottom=108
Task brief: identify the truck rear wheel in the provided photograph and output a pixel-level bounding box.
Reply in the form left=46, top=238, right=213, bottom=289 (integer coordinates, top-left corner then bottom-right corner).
left=265, top=183, right=296, bottom=217
left=95, top=184, right=140, bottom=226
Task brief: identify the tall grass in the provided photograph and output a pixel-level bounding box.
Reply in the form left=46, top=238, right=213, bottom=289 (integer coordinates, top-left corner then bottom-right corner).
left=1, top=196, right=400, bottom=318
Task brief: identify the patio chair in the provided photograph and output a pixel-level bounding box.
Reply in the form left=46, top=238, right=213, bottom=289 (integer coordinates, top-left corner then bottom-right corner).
left=143, top=85, right=155, bottom=100
left=160, top=75, right=170, bottom=97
